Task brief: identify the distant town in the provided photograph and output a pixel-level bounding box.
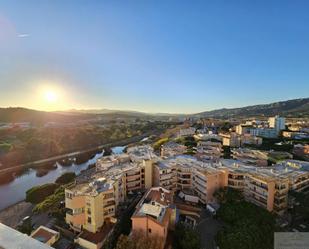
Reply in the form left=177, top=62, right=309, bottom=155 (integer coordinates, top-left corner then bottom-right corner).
left=0, top=113, right=308, bottom=249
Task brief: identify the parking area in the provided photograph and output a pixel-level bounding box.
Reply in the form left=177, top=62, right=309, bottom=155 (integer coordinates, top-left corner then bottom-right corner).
left=196, top=209, right=224, bottom=249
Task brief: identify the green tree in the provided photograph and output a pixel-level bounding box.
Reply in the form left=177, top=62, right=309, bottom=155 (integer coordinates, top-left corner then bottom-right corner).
left=215, top=198, right=276, bottom=249
left=25, top=183, right=58, bottom=204
left=33, top=186, right=65, bottom=214
left=55, top=172, right=76, bottom=184
left=214, top=187, right=243, bottom=204
left=153, top=138, right=169, bottom=151
left=116, top=233, right=163, bottom=249
left=173, top=223, right=200, bottom=249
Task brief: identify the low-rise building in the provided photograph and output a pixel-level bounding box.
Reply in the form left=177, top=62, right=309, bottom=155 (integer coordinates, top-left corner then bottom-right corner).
left=177, top=127, right=196, bottom=138
left=160, top=141, right=187, bottom=157
left=195, top=140, right=222, bottom=161
left=0, top=223, right=53, bottom=249
left=231, top=148, right=268, bottom=166
left=131, top=187, right=177, bottom=249
left=30, top=226, right=60, bottom=246
left=220, top=132, right=262, bottom=147
left=282, top=131, right=309, bottom=139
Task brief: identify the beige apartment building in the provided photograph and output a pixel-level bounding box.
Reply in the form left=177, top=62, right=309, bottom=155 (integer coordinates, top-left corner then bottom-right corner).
left=153, top=156, right=226, bottom=204
left=64, top=145, right=309, bottom=248
left=220, top=159, right=309, bottom=214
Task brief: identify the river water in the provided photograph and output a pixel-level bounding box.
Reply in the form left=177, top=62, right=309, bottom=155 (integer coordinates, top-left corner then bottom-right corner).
left=0, top=146, right=125, bottom=211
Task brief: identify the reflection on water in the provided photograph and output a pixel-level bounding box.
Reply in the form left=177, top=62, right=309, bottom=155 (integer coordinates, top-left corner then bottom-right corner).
left=0, top=146, right=125, bottom=211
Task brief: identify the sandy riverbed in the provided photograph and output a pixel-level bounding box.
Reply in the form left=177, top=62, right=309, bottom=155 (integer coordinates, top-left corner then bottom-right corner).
left=0, top=201, right=33, bottom=228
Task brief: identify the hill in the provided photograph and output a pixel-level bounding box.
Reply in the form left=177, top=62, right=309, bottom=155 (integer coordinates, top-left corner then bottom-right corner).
left=0, top=107, right=90, bottom=123
left=195, top=98, right=309, bottom=118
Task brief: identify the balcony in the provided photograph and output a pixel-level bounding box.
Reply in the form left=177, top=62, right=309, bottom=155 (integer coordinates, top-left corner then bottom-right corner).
left=194, top=177, right=206, bottom=187
left=126, top=170, right=140, bottom=177
left=193, top=182, right=206, bottom=194
left=247, top=181, right=268, bottom=191
left=104, top=201, right=116, bottom=209
left=126, top=175, right=141, bottom=182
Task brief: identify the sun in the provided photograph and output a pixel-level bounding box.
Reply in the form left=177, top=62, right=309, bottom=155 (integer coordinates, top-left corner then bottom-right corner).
left=44, top=90, right=58, bottom=103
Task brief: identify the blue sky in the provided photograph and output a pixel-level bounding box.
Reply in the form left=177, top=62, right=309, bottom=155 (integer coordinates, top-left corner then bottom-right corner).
left=0, top=0, right=308, bottom=113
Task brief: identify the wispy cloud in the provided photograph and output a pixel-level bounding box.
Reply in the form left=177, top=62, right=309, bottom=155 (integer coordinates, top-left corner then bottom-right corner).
left=18, top=33, right=30, bottom=38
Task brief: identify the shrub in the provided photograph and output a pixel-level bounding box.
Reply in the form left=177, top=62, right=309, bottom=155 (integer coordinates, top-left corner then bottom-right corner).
left=25, top=183, right=58, bottom=204
left=153, top=138, right=169, bottom=151
left=55, top=172, right=76, bottom=184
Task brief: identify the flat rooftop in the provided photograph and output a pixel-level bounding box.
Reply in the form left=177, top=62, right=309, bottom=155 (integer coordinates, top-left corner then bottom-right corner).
left=31, top=226, right=59, bottom=244
left=0, top=223, right=53, bottom=249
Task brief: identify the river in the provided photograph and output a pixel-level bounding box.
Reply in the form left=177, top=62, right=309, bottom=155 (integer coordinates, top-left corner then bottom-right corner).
left=0, top=146, right=125, bottom=211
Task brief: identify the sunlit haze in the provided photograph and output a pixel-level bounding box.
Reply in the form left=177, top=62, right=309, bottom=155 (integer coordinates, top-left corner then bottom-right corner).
left=0, top=1, right=309, bottom=113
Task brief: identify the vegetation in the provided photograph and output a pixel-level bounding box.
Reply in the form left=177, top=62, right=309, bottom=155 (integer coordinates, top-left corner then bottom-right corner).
left=289, top=190, right=309, bottom=224
left=219, top=122, right=233, bottom=132
left=0, top=142, right=12, bottom=153
left=196, top=98, right=309, bottom=118
left=116, top=233, right=163, bottom=249
left=103, top=196, right=141, bottom=249
left=16, top=216, right=33, bottom=235
left=33, top=186, right=66, bottom=213
left=0, top=120, right=172, bottom=168
left=25, top=183, right=58, bottom=204
left=153, top=137, right=169, bottom=151
left=55, top=172, right=76, bottom=184
left=176, top=136, right=197, bottom=148
left=214, top=187, right=243, bottom=204
left=215, top=187, right=276, bottom=249
left=173, top=223, right=200, bottom=249
left=222, top=146, right=231, bottom=159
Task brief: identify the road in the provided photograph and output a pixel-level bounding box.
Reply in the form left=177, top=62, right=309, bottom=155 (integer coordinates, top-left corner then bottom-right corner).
left=0, top=133, right=150, bottom=175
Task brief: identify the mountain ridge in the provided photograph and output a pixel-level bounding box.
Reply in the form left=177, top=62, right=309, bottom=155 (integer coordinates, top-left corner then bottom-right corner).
left=0, top=97, right=308, bottom=122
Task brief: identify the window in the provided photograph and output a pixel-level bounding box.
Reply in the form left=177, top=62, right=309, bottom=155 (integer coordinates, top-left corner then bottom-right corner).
left=87, top=217, right=92, bottom=224
left=148, top=228, right=152, bottom=233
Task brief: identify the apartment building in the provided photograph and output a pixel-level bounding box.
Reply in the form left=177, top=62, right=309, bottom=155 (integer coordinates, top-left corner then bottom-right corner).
left=131, top=187, right=177, bottom=249
left=65, top=146, right=156, bottom=249
left=282, top=131, right=309, bottom=139
left=153, top=161, right=175, bottom=191
left=221, top=132, right=241, bottom=147
left=219, top=159, right=309, bottom=214
left=195, top=140, right=222, bottom=162
left=65, top=176, right=123, bottom=233
left=177, top=127, right=196, bottom=138
left=220, top=132, right=262, bottom=147
left=269, top=116, right=286, bottom=134
left=160, top=141, right=187, bottom=157
left=153, top=155, right=226, bottom=204
left=231, top=148, right=268, bottom=166
left=127, top=145, right=158, bottom=163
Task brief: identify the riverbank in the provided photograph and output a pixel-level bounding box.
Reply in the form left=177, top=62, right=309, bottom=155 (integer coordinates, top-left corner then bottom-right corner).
left=0, top=201, right=33, bottom=228
left=0, top=133, right=150, bottom=176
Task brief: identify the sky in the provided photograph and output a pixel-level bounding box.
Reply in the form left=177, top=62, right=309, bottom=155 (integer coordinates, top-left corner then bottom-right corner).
left=0, top=0, right=309, bottom=114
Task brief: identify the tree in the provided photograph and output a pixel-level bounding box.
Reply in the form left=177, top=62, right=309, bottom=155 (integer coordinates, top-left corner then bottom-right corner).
left=214, top=187, right=243, bottom=204
left=116, top=233, right=163, bottom=249
left=215, top=198, right=276, bottom=249
left=173, top=223, right=200, bottom=249
left=33, top=186, right=65, bottom=214
left=17, top=217, right=33, bottom=235
left=153, top=138, right=169, bottom=151
left=55, top=172, right=76, bottom=184
left=25, top=183, right=58, bottom=204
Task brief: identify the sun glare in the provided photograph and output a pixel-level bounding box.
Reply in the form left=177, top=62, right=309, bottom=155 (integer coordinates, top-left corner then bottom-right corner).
left=43, top=90, right=58, bottom=103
